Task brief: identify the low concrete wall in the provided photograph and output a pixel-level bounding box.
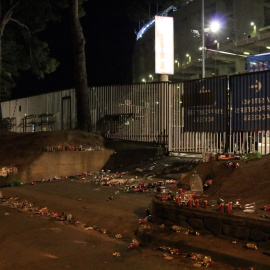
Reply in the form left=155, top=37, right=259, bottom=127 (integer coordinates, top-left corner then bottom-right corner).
left=0, top=141, right=166, bottom=185
left=7, top=150, right=113, bottom=183
left=152, top=198, right=270, bottom=248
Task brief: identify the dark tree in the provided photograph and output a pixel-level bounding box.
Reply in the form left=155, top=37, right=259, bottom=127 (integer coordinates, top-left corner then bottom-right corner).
left=0, top=0, right=60, bottom=95
left=68, top=0, right=91, bottom=131
left=0, top=0, right=91, bottom=131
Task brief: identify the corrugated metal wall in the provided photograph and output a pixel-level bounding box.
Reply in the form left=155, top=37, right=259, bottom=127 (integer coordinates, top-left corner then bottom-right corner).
left=2, top=70, right=270, bottom=155
left=2, top=89, right=76, bottom=132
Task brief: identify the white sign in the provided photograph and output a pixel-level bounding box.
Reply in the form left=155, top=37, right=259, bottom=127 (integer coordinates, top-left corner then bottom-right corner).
left=155, top=16, right=174, bottom=75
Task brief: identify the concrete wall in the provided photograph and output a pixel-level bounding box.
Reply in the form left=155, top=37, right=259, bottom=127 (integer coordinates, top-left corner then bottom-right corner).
left=153, top=198, right=270, bottom=249
left=6, top=150, right=113, bottom=183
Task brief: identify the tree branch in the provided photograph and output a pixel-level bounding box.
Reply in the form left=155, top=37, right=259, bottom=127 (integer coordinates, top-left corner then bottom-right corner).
left=0, top=2, right=19, bottom=36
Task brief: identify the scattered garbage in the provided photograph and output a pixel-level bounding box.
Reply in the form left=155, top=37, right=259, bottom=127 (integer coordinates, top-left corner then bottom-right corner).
left=203, top=179, right=213, bottom=191
left=226, top=161, right=239, bottom=168
left=171, top=225, right=189, bottom=234
left=244, top=203, right=256, bottom=213
left=246, top=243, right=257, bottom=250
left=115, top=234, right=122, bottom=239
left=219, top=153, right=236, bottom=160
left=127, top=239, right=140, bottom=249
left=164, top=255, right=174, bottom=260
left=189, top=231, right=200, bottom=236
left=42, top=145, right=104, bottom=152
left=158, top=246, right=180, bottom=255
left=84, top=226, right=94, bottom=230
left=99, top=228, right=107, bottom=234
left=1, top=197, right=75, bottom=223
left=112, top=252, right=121, bottom=257
left=139, top=218, right=147, bottom=223
left=0, top=166, right=18, bottom=177
left=233, top=201, right=242, bottom=209
left=157, top=247, right=214, bottom=268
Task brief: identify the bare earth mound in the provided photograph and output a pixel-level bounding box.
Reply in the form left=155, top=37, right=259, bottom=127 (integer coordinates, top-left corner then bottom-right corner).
left=180, top=156, right=270, bottom=215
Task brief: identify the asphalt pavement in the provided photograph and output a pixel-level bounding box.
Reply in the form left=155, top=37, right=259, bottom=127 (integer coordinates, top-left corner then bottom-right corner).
left=0, top=156, right=268, bottom=270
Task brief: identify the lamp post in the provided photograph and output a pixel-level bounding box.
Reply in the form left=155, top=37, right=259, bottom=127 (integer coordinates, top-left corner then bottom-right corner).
left=202, top=0, right=205, bottom=78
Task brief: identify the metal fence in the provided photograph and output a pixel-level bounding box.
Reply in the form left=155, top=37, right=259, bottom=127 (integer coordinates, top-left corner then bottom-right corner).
left=2, top=70, right=270, bottom=155
left=89, top=83, right=171, bottom=145
left=89, top=70, right=270, bottom=155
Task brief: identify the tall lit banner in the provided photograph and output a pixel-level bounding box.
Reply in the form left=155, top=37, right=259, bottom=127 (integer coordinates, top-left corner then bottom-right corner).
left=155, top=16, right=174, bottom=75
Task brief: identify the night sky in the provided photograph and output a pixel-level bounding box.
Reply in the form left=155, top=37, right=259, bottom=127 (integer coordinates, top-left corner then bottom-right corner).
left=12, top=1, right=137, bottom=99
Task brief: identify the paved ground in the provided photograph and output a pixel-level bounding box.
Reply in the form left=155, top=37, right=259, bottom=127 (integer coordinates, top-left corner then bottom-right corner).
left=0, top=156, right=269, bottom=270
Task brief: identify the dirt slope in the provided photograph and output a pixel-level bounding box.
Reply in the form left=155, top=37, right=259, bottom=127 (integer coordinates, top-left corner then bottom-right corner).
left=179, top=156, right=270, bottom=212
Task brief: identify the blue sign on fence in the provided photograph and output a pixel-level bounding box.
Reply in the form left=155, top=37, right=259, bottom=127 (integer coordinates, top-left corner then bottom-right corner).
left=230, top=71, right=270, bottom=132
left=183, top=77, right=227, bottom=132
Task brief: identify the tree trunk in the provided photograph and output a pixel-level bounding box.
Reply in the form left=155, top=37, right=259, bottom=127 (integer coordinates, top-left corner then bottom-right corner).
left=0, top=2, right=19, bottom=131
left=68, top=0, right=92, bottom=131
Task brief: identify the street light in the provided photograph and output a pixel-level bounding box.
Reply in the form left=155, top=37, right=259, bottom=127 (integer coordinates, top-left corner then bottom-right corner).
left=210, top=21, right=221, bottom=33
left=202, top=0, right=205, bottom=78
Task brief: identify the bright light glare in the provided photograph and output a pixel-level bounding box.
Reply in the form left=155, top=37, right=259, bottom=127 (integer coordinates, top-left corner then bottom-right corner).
left=210, top=21, right=221, bottom=33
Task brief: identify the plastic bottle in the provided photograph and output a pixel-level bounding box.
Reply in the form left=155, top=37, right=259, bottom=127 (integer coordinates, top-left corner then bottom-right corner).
left=189, top=171, right=203, bottom=195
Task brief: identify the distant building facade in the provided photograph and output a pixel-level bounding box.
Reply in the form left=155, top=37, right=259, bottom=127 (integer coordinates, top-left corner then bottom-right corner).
left=132, top=0, right=270, bottom=82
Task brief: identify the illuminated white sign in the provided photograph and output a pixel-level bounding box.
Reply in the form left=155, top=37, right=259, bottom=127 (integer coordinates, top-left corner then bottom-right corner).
left=155, top=16, right=174, bottom=75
